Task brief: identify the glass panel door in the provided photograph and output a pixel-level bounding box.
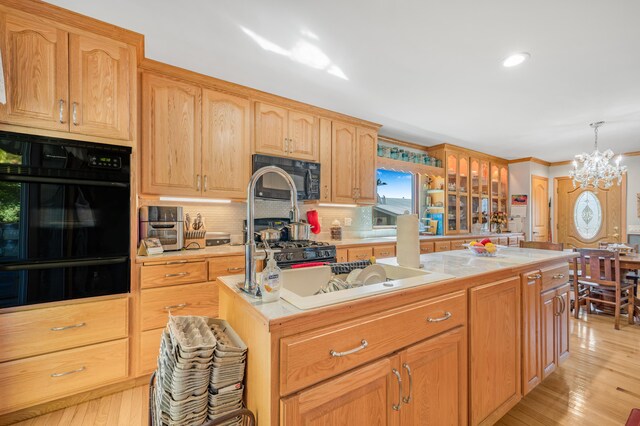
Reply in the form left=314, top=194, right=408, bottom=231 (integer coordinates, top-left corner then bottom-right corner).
left=447, top=154, right=457, bottom=192
left=459, top=194, right=468, bottom=232
left=447, top=194, right=457, bottom=232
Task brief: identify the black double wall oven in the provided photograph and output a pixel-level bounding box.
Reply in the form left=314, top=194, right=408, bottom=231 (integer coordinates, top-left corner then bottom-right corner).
left=0, top=132, right=131, bottom=308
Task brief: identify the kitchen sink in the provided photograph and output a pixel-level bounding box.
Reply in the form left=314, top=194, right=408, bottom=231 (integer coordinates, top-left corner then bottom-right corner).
left=279, top=264, right=454, bottom=310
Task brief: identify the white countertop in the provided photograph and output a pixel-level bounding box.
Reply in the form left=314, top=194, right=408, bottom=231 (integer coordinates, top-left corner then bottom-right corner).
left=217, top=247, right=574, bottom=321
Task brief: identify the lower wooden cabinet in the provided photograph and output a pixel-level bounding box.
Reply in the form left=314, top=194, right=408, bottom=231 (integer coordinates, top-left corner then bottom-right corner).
left=521, top=270, right=542, bottom=395
left=435, top=241, right=451, bottom=252
left=347, top=246, right=373, bottom=262
left=469, top=276, right=521, bottom=426
left=336, top=248, right=348, bottom=263
left=541, top=283, right=570, bottom=379
left=373, top=244, right=396, bottom=259
left=139, top=328, right=164, bottom=374
left=419, top=241, right=435, bottom=254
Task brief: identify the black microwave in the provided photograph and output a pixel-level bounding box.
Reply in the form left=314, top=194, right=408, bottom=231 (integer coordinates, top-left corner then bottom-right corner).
left=252, top=154, right=320, bottom=200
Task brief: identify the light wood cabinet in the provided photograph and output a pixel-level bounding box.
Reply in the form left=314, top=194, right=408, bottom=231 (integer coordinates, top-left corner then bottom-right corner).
left=470, top=277, right=521, bottom=426
left=201, top=89, right=251, bottom=198
left=0, top=12, right=135, bottom=141
left=141, top=73, right=251, bottom=199
left=140, top=259, right=208, bottom=289
left=318, top=118, right=332, bottom=201
left=356, top=127, right=377, bottom=204
left=420, top=241, right=435, bottom=254
left=541, top=282, right=570, bottom=379
left=373, top=244, right=396, bottom=259
left=254, top=102, right=319, bottom=161
left=347, top=246, right=373, bottom=262
left=331, top=121, right=357, bottom=203
left=336, top=248, right=348, bottom=263
left=281, top=356, right=399, bottom=425
left=445, top=151, right=470, bottom=234
left=435, top=240, right=451, bottom=252
left=141, top=72, right=202, bottom=196
left=521, top=270, right=542, bottom=395
left=399, top=327, right=467, bottom=425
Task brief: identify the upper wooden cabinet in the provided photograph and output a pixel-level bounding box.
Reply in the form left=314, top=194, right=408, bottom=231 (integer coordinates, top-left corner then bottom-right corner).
left=141, top=73, right=202, bottom=196
left=0, top=11, right=135, bottom=142
left=318, top=118, right=332, bottom=202
left=356, top=127, right=377, bottom=204
left=255, top=102, right=319, bottom=162
left=68, top=33, right=134, bottom=140
left=141, top=72, right=251, bottom=199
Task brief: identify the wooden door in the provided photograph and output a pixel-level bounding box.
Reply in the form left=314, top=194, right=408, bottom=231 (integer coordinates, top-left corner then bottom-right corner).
left=141, top=73, right=202, bottom=196
left=531, top=175, right=549, bottom=241
left=555, top=176, right=625, bottom=248
left=331, top=121, right=356, bottom=203
left=521, top=271, right=541, bottom=395
left=0, top=13, right=68, bottom=131
left=288, top=110, right=318, bottom=161
left=355, top=127, right=377, bottom=204
left=69, top=33, right=134, bottom=140
left=318, top=118, right=332, bottom=202
left=557, top=283, right=570, bottom=364
left=254, top=102, right=287, bottom=157
left=201, top=89, right=250, bottom=199
left=280, top=355, right=399, bottom=426
left=469, top=277, right=521, bottom=426
left=400, top=327, right=467, bottom=426
left=540, top=288, right=557, bottom=379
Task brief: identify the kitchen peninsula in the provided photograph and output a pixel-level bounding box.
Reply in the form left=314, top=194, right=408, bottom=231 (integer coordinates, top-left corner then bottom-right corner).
left=218, top=247, right=576, bottom=425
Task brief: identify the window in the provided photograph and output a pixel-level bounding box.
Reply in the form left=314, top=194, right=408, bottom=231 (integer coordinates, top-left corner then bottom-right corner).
left=574, top=190, right=602, bottom=239
left=373, top=169, right=415, bottom=227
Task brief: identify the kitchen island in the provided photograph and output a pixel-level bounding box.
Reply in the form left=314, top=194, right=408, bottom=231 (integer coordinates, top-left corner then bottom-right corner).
left=217, top=247, right=577, bottom=425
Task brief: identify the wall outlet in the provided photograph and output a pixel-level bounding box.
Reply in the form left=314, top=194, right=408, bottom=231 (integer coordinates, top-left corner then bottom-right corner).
left=344, top=217, right=352, bottom=226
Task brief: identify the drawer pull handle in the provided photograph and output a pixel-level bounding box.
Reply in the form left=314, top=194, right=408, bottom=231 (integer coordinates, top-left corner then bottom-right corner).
left=164, top=303, right=188, bottom=311
left=402, top=363, right=413, bottom=403
left=527, top=274, right=542, bottom=280
left=329, top=339, right=368, bottom=357
left=227, top=267, right=244, bottom=272
left=427, top=311, right=452, bottom=323
left=166, top=260, right=188, bottom=265
left=392, top=368, right=403, bottom=411
left=165, top=272, right=189, bottom=278
left=553, top=273, right=565, bottom=279
left=50, top=322, right=86, bottom=331
left=51, top=366, right=86, bottom=377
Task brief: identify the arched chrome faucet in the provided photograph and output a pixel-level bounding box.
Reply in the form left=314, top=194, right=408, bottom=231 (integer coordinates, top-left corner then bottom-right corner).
left=243, top=166, right=299, bottom=295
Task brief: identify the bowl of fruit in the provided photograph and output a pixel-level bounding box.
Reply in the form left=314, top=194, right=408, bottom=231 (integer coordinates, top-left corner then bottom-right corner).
left=464, top=238, right=499, bottom=257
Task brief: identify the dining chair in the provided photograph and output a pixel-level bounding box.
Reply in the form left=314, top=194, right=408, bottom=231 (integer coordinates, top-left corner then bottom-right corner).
left=597, top=242, right=639, bottom=286
left=519, top=241, right=564, bottom=251
left=572, top=248, right=635, bottom=330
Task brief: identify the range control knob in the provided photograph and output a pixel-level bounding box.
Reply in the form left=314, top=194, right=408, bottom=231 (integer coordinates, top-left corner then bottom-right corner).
left=285, top=253, right=294, bottom=261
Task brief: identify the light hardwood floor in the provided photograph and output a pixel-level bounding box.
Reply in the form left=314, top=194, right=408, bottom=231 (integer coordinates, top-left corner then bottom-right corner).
left=10, top=314, right=640, bottom=426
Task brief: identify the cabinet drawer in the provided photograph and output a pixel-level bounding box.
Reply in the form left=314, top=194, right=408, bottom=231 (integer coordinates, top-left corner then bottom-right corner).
left=209, top=256, right=245, bottom=281
left=336, top=248, right=348, bottom=263
left=280, top=291, right=466, bottom=395
left=508, top=237, right=519, bottom=247
left=140, top=260, right=207, bottom=289
left=140, top=282, right=218, bottom=331
left=0, top=339, right=128, bottom=414
left=373, top=245, right=396, bottom=259
left=347, top=247, right=373, bottom=262
left=498, top=237, right=509, bottom=246
left=541, top=263, right=570, bottom=292
left=139, top=328, right=164, bottom=374
left=435, top=241, right=451, bottom=252
left=0, top=298, right=128, bottom=362
left=420, top=242, right=435, bottom=254
left=451, top=240, right=466, bottom=250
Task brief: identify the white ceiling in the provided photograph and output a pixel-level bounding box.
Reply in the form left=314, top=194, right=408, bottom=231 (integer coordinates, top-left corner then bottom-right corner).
left=50, top=0, right=640, bottom=161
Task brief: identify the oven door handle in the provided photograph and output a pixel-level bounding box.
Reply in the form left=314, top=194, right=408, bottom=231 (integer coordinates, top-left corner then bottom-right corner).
left=0, top=257, right=129, bottom=271
left=0, top=174, right=129, bottom=188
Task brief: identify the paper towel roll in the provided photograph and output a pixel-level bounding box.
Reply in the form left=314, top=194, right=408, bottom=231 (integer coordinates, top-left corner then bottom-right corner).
left=396, top=212, right=420, bottom=268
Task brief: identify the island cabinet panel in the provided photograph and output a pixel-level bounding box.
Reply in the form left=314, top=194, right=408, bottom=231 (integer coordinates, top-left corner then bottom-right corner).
left=0, top=12, right=68, bottom=131
left=399, top=327, right=467, bottom=426
left=281, top=356, right=400, bottom=426
left=541, top=282, right=571, bottom=379
left=279, top=291, right=466, bottom=395
left=521, top=270, right=542, bottom=395
left=469, top=276, right=521, bottom=426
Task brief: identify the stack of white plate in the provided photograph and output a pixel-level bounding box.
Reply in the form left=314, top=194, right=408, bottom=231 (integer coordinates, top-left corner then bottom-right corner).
left=155, top=316, right=216, bottom=426
left=206, top=319, right=247, bottom=425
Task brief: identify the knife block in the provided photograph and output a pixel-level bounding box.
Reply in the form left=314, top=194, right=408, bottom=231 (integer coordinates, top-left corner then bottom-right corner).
left=184, top=229, right=206, bottom=250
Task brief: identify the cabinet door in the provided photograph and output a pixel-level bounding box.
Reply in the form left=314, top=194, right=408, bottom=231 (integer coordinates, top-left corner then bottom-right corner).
left=469, top=277, right=521, bottom=426
left=201, top=89, right=250, bottom=199
left=69, top=33, right=133, bottom=140
left=355, top=127, right=377, bottom=204
left=400, top=327, right=467, bottom=426
left=318, top=118, right=332, bottom=201
left=336, top=248, right=348, bottom=263
left=0, top=13, right=68, bottom=131
left=557, top=283, right=570, bottom=364
left=522, top=271, right=541, bottom=395
left=331, top=121, right=356, bottom=203
left=540, top=288, right=557, bottom=379
left=281, top=356, right=399, bottom=426
left=254, top=102, right=287, bottom=156
left=288, top=110, right=318, bottom=161
left=141, top=73, right=202, bottom=196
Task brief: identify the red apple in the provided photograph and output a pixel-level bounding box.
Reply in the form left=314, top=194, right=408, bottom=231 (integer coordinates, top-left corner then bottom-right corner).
left=480, top=238, right=492, bottom=245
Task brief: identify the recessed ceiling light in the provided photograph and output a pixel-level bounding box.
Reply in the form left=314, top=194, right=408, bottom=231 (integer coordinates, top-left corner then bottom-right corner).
left=502, top=52, right=530, bottom=68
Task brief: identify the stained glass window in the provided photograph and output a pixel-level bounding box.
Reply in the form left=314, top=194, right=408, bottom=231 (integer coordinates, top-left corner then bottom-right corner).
left=574, top=191, right=602, bottom=239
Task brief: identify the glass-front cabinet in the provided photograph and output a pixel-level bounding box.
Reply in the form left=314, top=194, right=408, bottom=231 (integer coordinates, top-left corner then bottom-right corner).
left=445, top=152, right=469, bottom=233
left=470, top=158, right=490, bottom=232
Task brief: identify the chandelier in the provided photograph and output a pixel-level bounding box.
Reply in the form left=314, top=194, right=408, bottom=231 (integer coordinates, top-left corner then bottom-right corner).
left=569, top=121, right=627, bottom=189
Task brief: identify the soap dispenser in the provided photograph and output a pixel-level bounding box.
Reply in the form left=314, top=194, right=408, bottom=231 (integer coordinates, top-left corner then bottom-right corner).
left=260, top=251, right=282, bottom=302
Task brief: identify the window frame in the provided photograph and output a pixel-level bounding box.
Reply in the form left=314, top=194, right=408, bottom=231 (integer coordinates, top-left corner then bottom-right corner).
left=372, top=168, right=418, bottom=229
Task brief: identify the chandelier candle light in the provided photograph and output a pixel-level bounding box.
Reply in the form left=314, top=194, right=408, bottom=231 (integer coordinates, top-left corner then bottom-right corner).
left=569, top=121, right=627, bottom=189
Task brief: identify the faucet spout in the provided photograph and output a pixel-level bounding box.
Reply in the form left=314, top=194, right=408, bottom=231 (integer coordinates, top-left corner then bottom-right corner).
left=244, top=166, right=299, bottom=295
